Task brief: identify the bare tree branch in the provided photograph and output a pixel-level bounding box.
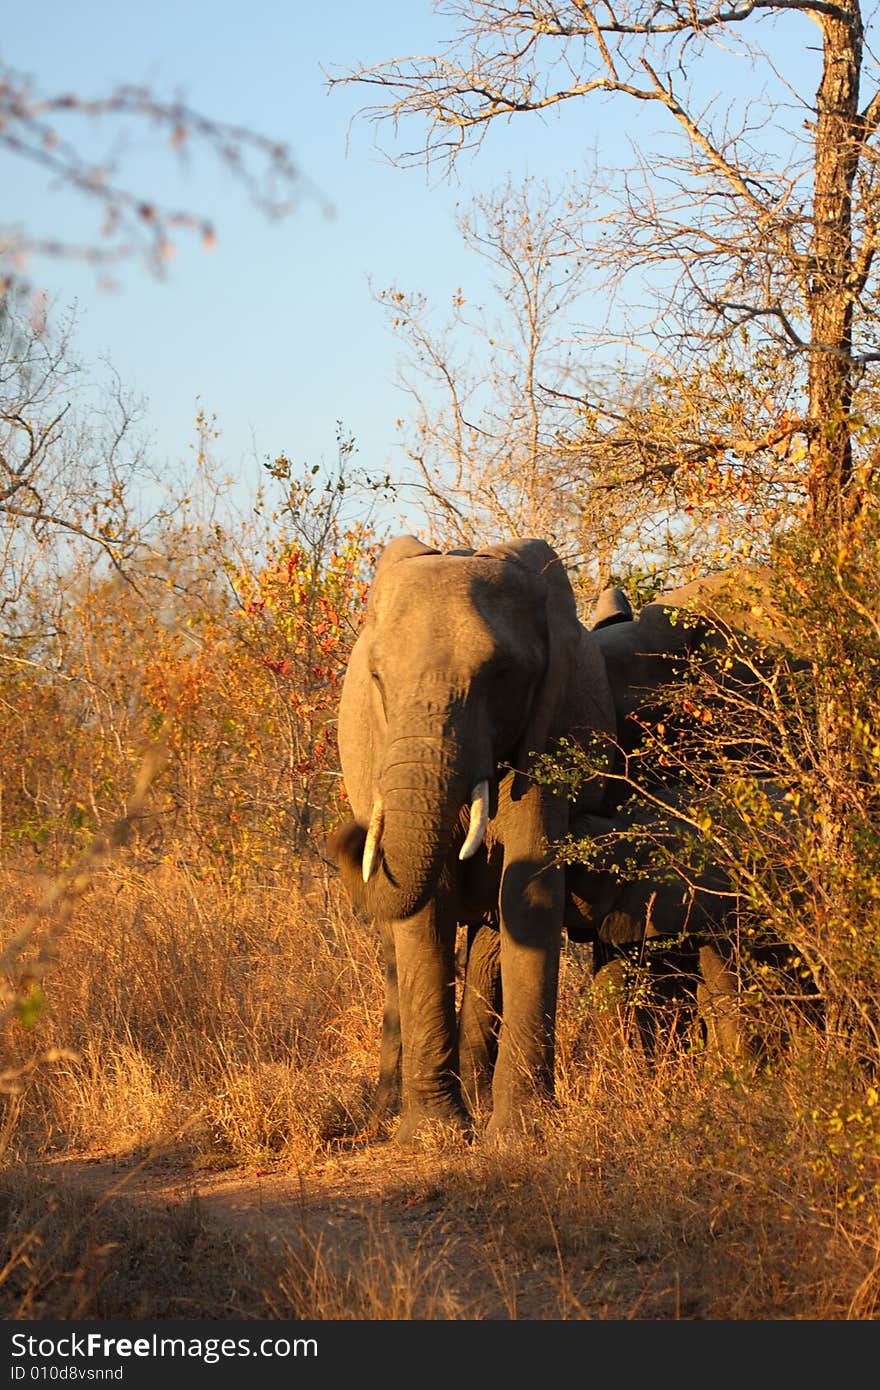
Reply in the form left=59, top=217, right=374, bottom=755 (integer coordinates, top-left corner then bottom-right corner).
left=0, top=63, right=327, bottom=299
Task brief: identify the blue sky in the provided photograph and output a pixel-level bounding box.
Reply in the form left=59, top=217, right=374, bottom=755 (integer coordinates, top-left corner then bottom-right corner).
left=3, top=2, right=834, bottom=533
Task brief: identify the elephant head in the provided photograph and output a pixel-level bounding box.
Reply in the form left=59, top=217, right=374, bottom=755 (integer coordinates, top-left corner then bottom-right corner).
left=588, top=568, right=786, bottom=776
left=331, top=535, right=613, bottom=924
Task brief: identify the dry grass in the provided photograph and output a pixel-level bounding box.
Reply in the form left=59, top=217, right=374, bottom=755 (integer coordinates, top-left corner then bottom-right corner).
left=0, top=1166, right=478, bottom=1320
left=1, top=858, right=381, bottom=1168
left=1, top=853, right=879, bottom=1320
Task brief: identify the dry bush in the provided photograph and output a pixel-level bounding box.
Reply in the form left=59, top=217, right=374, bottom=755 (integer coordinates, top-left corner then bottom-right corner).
left=407, top=966, right=880, bottom=1319
left=0, top=859, right=382, bottom=1168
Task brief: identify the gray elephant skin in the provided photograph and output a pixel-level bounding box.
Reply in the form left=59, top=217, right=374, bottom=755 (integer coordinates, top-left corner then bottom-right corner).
left=328, top=540, right=794, bottom=1141
left=460, top=769, right=757, bottom=1106
left=327, top=535, right=616, bottom=1143
left=563, top=793, right=747, bottom=1059
left=557, top=574, right=789, bottom=1056
left=567, top=578, right=758, bottom=1054
left=554, top=575, right=807, bottom=1062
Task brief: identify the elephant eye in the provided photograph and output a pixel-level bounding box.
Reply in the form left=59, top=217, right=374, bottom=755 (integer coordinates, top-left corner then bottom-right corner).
left=371, top=670, right=387, bottom=711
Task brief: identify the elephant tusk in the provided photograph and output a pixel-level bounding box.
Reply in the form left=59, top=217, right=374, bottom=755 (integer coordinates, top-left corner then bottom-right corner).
left=459, top=779, right=489, bottom=861
left=362, top=799, right=385, bottom=882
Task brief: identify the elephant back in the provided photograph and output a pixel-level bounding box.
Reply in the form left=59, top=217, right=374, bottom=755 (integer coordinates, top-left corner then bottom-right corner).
left=647, top=564, right=808, bottom=660
left=563, top=625, right=618, bottom=814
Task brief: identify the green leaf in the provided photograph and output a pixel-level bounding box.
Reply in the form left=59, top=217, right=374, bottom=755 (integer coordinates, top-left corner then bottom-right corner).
left=16, top=984, right=46, bottom=1030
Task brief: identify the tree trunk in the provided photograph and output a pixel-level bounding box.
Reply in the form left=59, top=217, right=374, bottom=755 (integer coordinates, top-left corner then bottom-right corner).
left=807, top=0, right=863, bottom=525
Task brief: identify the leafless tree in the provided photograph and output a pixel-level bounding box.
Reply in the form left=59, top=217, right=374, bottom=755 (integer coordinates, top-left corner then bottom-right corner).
left=333, top=0, right=880, bottom=529
left=372, top=178, right=617, bottom=557
left=372, top=173, right=738, bottom=600
left=0, top=305, right=222, bottom=643
left=0, top=311, right=146, bottom=612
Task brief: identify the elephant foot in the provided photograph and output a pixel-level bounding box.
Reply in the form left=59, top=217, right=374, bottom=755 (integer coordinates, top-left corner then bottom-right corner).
left=370, top=1077, right=402, bottom=1125
left=394, top=1106, right=472, bottom=1148
left=482, top=1114, right=523, bottom=1149
left=482, top=1097, right=551, bottom=1147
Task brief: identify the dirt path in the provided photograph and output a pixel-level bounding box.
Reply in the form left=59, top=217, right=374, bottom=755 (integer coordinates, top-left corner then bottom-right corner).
left=42, top=1143, right=598, bottom=1320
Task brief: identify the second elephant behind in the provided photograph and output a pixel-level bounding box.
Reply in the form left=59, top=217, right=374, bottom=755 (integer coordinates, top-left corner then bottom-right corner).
left=457, top=788, right=751, bottom=1115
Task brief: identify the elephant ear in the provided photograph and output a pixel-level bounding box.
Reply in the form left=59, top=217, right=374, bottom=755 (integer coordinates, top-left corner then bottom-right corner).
left=476, top=539, right=583, bottom=790
left=372, top=534, right=440, bottom=585
left=591, top=587, right=633, bottom=631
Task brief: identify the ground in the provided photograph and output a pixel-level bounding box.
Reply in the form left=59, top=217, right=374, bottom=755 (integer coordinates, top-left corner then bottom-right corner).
left=38, top=1141, right=688, bottom=1321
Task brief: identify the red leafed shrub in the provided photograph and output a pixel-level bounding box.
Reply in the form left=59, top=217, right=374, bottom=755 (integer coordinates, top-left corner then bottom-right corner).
left=0, top=469, right=377, bottom=879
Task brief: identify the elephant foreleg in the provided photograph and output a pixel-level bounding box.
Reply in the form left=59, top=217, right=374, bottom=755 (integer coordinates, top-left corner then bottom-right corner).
left=372, top=918, right=402, bottom=1126
left=488, top=857, right=564, bottom=1138
left=393, top=900, right=471, bottom=1145
left=457, top=920, right=502, bottom=1121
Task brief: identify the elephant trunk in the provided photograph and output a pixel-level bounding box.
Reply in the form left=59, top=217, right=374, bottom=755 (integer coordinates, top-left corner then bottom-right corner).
left=357, top=720, right=489, bottom=920
left=363, top=777, right=488, bottom=884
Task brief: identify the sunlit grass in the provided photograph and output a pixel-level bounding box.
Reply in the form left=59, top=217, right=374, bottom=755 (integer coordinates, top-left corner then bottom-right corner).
left=1, top=854, right=878, bottom=1319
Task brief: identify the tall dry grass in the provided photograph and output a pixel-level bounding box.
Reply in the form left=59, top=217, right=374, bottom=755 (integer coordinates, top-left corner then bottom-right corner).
left=1, top=856, right=382, bottom=1168
left=0, top=847, right=877, bottom=1319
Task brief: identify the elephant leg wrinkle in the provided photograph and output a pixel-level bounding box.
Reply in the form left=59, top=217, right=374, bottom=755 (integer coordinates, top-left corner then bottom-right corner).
left=393, top=909, right=472, bottom=1144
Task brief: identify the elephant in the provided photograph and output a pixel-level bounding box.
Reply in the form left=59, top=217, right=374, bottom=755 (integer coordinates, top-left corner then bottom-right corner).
left=327, top=535, right=617, bottom=1143
left=455, top=571, right=807, bottom=1093
left=586, top=570, right=786, bottom=808
left=456, top=787, right=751, bottom=1113
left=581, top=574, right=813, bottom=1036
